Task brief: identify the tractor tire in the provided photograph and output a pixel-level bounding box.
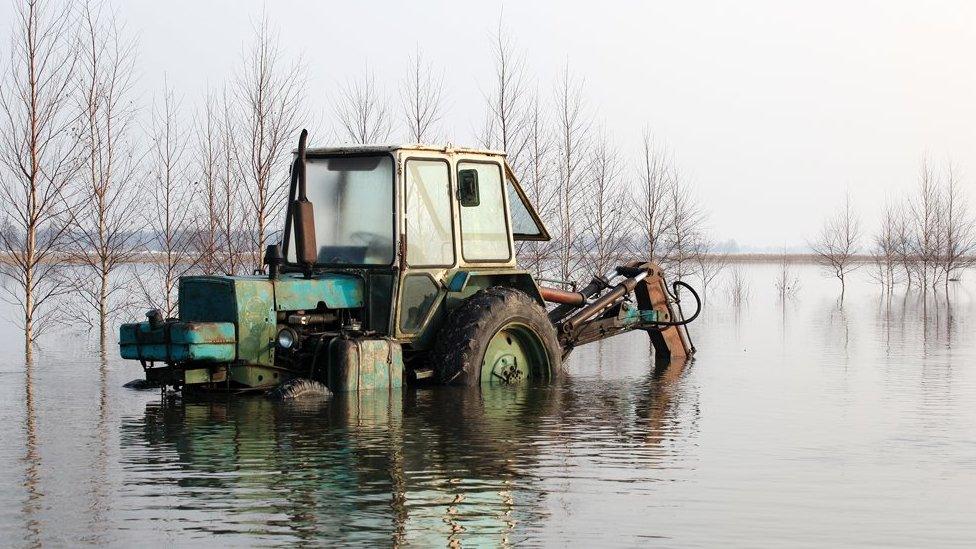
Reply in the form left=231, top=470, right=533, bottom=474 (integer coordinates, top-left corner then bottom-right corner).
left=267, top=377, right=332, bottom=400
left=431, top=287, right=562, bottom=386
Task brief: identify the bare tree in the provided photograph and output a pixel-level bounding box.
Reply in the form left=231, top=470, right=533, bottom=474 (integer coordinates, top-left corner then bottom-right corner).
left=335, top=64, right=391, bottom=144
left=892, top=201, right=916, bottom=289
left=480, top=16, right=528, bottom=174
left=234, top=17, right=305, bottom=269
left=0, top=0, right=79, bottom=357
left=725, top=265, right=750, bottom=306
left=629, top=129, right=673, bottom=263
left=138, top=82, right=197, bottom=317
left=663, top=169, right=704, bottom=281
left=217, top=89, right=246, bottom=275
left=908, top=158, right=942, bottom=290
left=66, top=2, right=142, bottom=344
left=937, top=162, right=976, bottom=291
left=515, top=92, right=556, bottom=276
left=194, top=92, right=222, bottom=276
left=552, top=64, right=591, bottom=282
left=774, top=251, right=800, bottom=300
left=870, top=201, right=901, bottom=293
left=692, top=234, right=728, bottom=304
left=810, top=192, right=861, bottom=301
left=400, top=48, right=444, bottom=143
left=579, top=131, right=626, bottom=274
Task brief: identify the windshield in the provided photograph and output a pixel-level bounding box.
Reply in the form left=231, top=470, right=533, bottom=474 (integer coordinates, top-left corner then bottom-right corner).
left=287, top=155, right=395, bottom=265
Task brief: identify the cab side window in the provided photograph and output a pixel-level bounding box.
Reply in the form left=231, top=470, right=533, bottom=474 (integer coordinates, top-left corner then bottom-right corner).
left=457, top=161, right=511, bottom=261
left=404, top=159, right=454, bottom=266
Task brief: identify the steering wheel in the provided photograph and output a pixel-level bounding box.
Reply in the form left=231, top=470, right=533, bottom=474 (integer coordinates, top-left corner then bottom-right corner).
left=350, top=231, right=392, bottom=250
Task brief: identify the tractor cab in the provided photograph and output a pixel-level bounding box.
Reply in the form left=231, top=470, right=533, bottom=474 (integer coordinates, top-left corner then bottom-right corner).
left=274, top=142, right=550, bottom=346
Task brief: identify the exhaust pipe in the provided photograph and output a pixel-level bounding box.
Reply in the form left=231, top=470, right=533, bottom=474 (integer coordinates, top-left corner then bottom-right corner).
left=292, top=130, right=317, bottom=272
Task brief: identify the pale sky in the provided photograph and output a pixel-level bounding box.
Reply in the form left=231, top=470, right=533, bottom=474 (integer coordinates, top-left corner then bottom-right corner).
left=3, top=0, right=975, bottom=248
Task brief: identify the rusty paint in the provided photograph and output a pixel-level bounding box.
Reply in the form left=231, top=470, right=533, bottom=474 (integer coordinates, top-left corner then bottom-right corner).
left=539, top=286, right=586, bottom=306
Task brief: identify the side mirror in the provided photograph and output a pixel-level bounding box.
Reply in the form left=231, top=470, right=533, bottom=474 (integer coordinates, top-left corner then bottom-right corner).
left=458, top=169, right=480, bottom=207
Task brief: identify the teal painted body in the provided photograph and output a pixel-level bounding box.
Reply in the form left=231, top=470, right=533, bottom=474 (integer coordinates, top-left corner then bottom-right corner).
left=118, top=272, right=374, bottom=387
left=326, top=338, right=404, bottom=392
left=273, top=274, right=364, bottom=310
left=178, top=276, right=277, bottom=367
left=119, top=321, right=236, bottom=363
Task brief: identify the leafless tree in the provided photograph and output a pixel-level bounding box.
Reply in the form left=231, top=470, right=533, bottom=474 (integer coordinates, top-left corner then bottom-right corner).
left=66, top=2, right=143, bottom=344
left=692, top=234, right=728, bottom=304
left=870, top=201, right=901, bottom=293
left=663, top=169, right=704, bottom=281
left=629, top=129, right=673, bottom=263
left=725, top=264, right=750, bottom=306
left=892, top=201, right=915, bottom=288
left=479, top=16, right=528, bottom=174
left=515, top=92, right=556, bottom=276
left=908, top=158, right=942, bottom=289
left=810, top=192, right=861, bottom=301
left=400, top=48, right=444, bottom=143
left=937, top=162, right=976, bottom=291
left=233, top=17, right=305, bottom=269
left=552, top=64, right=591, bottom=282
left=774, top=252, right=800, bottom=300
left=138, top=82, right=197, bottom=317
left=335, top=64, right=391, bottom=144
left=217, top=89, right=247, bottom=275
left=579, top=131, right=626, bottom=275
left=193, top=92, right=223, bottom=276
left=0, top=0, right=79, bottom=357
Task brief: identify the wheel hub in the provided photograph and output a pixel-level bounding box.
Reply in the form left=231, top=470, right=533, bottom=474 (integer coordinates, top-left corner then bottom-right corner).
left=491, top=354, right=523, bottom=383
left=480, top=324, right=549, bottom=386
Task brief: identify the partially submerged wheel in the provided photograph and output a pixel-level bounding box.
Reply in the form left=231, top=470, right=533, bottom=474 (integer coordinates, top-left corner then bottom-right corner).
left=431, top=287, right=561, bottom=386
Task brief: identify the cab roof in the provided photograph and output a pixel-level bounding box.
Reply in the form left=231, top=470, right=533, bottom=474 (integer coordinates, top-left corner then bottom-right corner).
left=303, top=144, right=507, bottom=157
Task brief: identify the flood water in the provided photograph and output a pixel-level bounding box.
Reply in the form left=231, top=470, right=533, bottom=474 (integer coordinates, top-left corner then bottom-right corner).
left=1, top=262, right=975, bottom=547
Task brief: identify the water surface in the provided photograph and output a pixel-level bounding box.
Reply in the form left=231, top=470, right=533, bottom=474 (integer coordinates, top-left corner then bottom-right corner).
left=1, top=263, right=974, bottom=547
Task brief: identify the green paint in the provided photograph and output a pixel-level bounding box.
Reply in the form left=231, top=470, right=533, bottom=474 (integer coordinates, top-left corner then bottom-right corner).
left=273, top=274, right=364, bottom=310
left=480, top=322, right=550, bottom=386
left=327, top=338, right=403, bottom=392
left=119, top=321, right=236, bottom=363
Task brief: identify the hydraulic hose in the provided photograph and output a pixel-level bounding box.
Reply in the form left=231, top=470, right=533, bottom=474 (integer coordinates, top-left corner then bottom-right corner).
left=644, top=280, right=702, bottom=327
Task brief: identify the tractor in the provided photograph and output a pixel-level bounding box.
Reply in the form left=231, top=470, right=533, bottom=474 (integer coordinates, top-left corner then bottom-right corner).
left=119, top=130, right=700, bottom=394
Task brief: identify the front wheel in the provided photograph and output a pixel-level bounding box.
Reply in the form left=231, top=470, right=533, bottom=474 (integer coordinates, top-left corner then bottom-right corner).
left=431, top=287, right=562, bottom=386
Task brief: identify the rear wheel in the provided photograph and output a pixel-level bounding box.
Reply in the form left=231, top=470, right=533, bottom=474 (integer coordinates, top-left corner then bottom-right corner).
left=432, top=287, right=561, bottom=386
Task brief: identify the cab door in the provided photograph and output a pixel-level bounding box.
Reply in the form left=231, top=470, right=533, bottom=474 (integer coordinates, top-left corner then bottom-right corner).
left=395, top=156, right=456, bottom=341
left=456, top=159, right=513, bottom=265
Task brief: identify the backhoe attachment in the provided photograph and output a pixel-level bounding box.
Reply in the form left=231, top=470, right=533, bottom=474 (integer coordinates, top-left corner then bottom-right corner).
left=541, top=262, right=699, bottom=362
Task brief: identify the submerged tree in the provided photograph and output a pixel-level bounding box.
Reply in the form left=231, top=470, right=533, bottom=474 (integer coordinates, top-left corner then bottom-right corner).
left=629, top=130, right=673, bottom=263
left=0, top=0, right=79, bottom=357
left=936, top=162, right=976, bottom=291
left=579, top=131, right=626, bottom=275
left=870, top=201, right=901, bottom=293
left=514, top=92, right=556, bottom=276
left=811, top=192, right=861, bottom=301
left=67, top=2, right=143, bottom=344
left=552, top=63, right=591, bottom=283
left=138, top=82, right=197, bottom=317
left=234, top=17, right=305, bottom=269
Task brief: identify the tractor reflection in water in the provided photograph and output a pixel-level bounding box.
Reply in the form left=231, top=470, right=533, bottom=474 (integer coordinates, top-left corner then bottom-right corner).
left=120, top=358, right=692, bottom=545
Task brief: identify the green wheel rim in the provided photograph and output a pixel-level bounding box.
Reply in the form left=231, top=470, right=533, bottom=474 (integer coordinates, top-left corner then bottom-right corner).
left=480, top=322, right=550, bottom=386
